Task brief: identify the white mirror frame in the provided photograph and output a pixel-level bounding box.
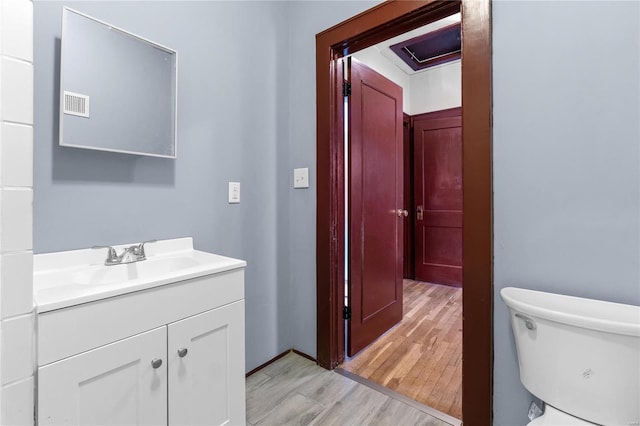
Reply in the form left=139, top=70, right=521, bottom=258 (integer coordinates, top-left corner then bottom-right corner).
left=59, top=7, right=178, bottom=159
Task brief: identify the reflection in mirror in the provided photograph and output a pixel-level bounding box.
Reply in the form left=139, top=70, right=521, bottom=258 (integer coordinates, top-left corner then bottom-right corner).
left=60, top=8, right=177, bottom=158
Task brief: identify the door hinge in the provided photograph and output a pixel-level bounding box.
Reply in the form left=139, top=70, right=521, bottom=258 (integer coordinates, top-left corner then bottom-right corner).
left=343, top=81, right=352, bottom=97
left=343, top=306, right=352, bottom=320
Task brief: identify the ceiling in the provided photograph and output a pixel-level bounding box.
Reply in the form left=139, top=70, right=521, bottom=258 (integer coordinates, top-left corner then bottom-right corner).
left=364, top=13, right=461, bottom=75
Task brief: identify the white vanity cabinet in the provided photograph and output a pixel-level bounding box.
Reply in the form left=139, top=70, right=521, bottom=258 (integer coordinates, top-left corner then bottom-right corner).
left=36, top=263, right=246, bottom=426
left=38, top=327, right=168, bottom=425
left=168, top=300, right=245, bottom=425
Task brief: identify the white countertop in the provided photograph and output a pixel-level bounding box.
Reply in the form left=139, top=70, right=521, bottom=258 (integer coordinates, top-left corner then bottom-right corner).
left=34, top=237, right=246, bottom=313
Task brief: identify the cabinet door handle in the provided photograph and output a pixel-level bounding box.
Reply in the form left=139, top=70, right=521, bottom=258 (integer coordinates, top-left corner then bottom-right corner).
left=151, top=358, right=163, bottom=369
left=177, top=348, right=188, bottom=358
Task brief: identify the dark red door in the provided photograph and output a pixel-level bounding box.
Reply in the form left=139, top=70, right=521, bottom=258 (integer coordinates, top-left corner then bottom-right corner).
left=413, top=109, right=462, bottom=287
left=348, top=59, right=404, bottom=356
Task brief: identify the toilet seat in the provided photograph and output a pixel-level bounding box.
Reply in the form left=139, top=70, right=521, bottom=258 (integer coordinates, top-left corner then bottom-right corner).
left=528, top=406, right=596, bottom=426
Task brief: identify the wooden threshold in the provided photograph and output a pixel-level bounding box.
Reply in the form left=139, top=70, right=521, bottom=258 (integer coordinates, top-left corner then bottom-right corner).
left=335, top=367, right=461, bottom=426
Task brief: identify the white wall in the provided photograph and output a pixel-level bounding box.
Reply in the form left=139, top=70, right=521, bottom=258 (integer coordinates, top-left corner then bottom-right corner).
left=0, top=0, right=35, bottom=424
left=492, top=1, right=640, bottom=424
left=352, top=47, right=461, bottom=115
left=410, top=60, right=460, bottom=114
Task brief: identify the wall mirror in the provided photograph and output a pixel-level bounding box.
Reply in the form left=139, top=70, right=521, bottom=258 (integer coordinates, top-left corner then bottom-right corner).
left=60, top=7, right=177, bottom=158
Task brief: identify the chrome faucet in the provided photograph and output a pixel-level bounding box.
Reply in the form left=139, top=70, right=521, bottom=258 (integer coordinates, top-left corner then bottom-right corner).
left=93, top=240, right=157, bottom=266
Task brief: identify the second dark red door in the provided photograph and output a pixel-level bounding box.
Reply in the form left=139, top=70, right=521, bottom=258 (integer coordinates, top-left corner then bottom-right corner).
left=413, top=109, right=462, bottom=287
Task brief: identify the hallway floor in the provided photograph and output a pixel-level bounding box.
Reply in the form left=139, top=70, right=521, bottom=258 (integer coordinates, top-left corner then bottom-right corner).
left=245, top=352, right=455, bottom=426
left=341, top=280, right=463, bottom=420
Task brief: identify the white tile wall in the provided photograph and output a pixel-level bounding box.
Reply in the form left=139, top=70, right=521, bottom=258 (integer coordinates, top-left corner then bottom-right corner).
left=0, top=189, right=33, bottom=252
left=0, top=315, right=33, bottom=385
left=1, top=377, right=33, bottom=425
left=1, top=252, right=33, bottom=319
left=1, top=0, right=33, bottom=63
left=0, top=0, right=35, bottom=423
left=0, top=58, right=34, bottom=125
left=1, top=123, right=34, bottom=187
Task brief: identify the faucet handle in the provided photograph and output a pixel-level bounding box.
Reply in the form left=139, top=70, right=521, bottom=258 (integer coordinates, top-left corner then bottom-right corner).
left=137, top=240, right=158, bottom=259
left=92, top=246, right=119, bottom=265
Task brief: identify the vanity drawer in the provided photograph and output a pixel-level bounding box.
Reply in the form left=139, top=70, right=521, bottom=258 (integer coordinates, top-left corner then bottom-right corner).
left=38, top=268, right=244, bottom=366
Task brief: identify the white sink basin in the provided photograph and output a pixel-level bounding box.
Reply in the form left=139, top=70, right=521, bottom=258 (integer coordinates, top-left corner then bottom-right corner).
left=34, top=238, right=246, bottom=312
left=71, top=256, right=201, bottom=286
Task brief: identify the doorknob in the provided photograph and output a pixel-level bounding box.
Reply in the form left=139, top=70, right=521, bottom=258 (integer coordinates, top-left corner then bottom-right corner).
left=396, top=209, right=408, bottom=217
left=151, top=358, right=163, bottom=369
left=177, top=348, right=188, bottom=358
left=416, top=206, right=424, bottom=221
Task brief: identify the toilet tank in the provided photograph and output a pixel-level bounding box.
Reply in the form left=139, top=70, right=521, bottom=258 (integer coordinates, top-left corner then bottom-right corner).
left=501, top=287, right=640, bottom=426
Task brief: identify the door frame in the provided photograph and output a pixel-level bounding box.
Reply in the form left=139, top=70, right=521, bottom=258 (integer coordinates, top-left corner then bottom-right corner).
left=403, top=112, right=414, bottom=279
left=315, top=0, right=492, bottom=424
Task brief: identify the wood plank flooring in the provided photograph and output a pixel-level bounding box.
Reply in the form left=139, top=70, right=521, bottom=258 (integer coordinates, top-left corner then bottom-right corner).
left=246, top=352, right=455, bottom=426
left=341, top=280, right=462, bottom=420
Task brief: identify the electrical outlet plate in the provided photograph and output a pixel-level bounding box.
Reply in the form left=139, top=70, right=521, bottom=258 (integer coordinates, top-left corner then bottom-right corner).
left=228, top=182, right=240, bottom=203
left=294, top=168, right=309, bottom=188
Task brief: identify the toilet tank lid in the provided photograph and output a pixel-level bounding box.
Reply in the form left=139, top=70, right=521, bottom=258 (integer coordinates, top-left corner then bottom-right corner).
left=500, top=287, right=640, bottom=337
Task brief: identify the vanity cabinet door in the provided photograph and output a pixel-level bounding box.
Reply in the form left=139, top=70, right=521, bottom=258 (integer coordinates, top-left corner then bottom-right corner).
left=168, top=300, right=245, bottom=426
left=38, top=327, right=167, bottom=426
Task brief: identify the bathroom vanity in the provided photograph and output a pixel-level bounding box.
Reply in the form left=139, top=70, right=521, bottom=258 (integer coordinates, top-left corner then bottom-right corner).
left=33, top=238, right=246, bottom=425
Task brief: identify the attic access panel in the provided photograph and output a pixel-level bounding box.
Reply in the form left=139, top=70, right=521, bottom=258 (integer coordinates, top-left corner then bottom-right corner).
left=390, top=22, right=461, bottom=71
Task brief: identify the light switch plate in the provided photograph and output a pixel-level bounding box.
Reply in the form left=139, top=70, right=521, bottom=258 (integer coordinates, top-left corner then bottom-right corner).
left=228, top=182, right=240, bottom=203
left=294, top=168, right=309, bottom=188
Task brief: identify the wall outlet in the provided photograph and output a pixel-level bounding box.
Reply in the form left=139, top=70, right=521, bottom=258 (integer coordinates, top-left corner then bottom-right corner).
left=228, top=182, right=240, bottom=203
left=294, top=168, right=309, bottom=188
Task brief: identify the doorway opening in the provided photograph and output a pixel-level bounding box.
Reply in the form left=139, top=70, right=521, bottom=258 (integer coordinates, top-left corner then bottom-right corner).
left=339, top=13, right=463, bottom=421
left=316, top=1, right=492, bottom=425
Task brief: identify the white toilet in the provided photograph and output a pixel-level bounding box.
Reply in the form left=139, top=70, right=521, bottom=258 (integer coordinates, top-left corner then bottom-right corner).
left=501, top=287, right=640, bottom=426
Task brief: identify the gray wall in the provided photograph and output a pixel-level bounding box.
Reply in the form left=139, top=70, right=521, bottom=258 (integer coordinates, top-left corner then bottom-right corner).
left=286, top=0, right=380, bottom=360
left=34, top=1, right=294, bottom=372
left=492, top=1, right=639, bottom=424
left=34, top=1, right=640, bottom=424
left=35, top=0, right=378, bottom=373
